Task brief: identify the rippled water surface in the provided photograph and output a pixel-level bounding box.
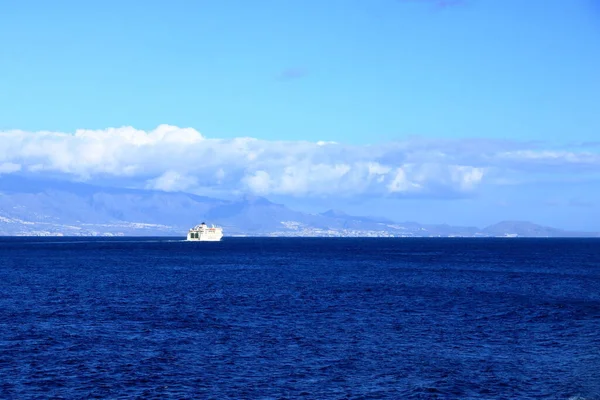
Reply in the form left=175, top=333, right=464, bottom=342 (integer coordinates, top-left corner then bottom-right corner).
left=1, top=237, right=599, bottom=399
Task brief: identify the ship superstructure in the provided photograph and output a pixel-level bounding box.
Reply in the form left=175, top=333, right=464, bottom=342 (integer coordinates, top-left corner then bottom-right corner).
left=187, top=222, right=223, bottom=241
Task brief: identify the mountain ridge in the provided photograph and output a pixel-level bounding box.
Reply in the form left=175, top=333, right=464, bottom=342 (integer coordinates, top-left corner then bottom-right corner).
left=0, top=176, right=597, bottom=238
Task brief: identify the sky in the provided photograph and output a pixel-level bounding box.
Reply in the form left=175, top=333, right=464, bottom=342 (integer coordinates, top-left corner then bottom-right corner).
left=1, top=0, right=599, bottom=230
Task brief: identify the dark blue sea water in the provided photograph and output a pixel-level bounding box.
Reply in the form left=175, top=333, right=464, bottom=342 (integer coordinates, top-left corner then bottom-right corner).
left=0, top=237, right=599, bottom=399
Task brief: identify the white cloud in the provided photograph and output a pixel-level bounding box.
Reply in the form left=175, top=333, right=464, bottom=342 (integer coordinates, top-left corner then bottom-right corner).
left=146, top=170, right=198, bottom=192
left=0, top=162, right=21, bottom=174
left=1, top=125, right=599, bottom=198
left=451, top=165, right=484, bottom=190
left=243, top=170, right=272, bottom=195
left=497, top=150, right=600, bottom=165
left=388, top=167, right=421, bottom=193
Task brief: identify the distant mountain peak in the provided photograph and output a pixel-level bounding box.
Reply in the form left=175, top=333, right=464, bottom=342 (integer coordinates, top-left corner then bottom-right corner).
left=239, top=194, right=273, bottom=205
left=484, top=220, right=553, bottom=231
left=320, top=209, right=349, bottom=218
left=480, top=220, right=585, bottom=237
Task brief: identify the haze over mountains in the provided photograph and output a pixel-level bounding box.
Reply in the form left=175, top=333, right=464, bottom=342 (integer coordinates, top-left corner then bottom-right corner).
left=0, top=176, right=598, bottom=238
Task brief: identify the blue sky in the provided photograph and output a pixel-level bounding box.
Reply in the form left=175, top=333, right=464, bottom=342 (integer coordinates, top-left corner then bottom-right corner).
left=1, top=0, right=599, bottom=229
left=2, top=0, right=599, bottom=143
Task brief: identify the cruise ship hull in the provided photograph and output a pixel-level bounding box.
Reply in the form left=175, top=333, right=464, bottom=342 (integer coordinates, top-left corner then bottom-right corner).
left=186, top=233, right=223, bottom=241
left=186, top=222, right=223, bottom=241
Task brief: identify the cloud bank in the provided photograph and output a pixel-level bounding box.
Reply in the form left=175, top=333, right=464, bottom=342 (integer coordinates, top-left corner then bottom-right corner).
left=1, top=124, right=599, bottom=198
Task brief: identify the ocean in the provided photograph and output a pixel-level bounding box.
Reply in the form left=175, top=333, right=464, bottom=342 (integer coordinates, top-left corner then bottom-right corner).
left=0, top=237, right=599, bottom=399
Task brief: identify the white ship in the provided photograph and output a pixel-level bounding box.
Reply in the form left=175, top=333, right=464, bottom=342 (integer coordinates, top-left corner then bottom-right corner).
left=187, top=222, right=223, bottom=241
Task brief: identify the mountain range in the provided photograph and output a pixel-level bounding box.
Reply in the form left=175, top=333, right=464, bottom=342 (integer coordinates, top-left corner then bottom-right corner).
left=0, top=176, right=598, bottom=238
